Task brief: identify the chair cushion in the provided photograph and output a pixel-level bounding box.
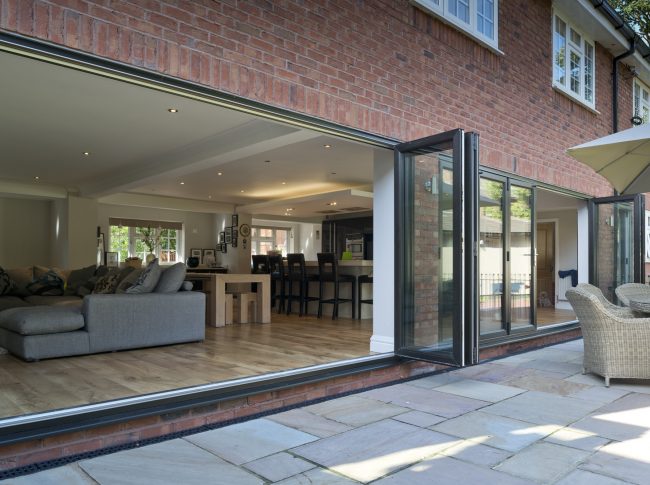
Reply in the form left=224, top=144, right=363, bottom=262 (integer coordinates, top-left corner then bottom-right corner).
left=126, top=258, right=161, bottom=294
left=0, top=306, right=84, bottom=335
left=154, top=263, right=186, bottom=293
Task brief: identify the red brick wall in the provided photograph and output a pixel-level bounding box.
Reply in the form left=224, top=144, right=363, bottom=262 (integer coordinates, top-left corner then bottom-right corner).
left=0, top=0, right=636, bottom=196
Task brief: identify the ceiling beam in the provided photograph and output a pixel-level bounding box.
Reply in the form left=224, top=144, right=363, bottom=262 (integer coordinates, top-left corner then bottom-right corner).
left=97, top=192, right=234, bottom=214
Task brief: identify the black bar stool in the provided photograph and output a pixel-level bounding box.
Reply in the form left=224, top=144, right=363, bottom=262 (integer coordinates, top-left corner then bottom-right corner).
left=268, top=254, right=287, bottom=313
left=286, top=253, right=319, bottom=316
left=358, top=274, right=373, bottom=319
left=251, top=255, right=270, bottom=293
left=317, top=252, right=356, bottom=320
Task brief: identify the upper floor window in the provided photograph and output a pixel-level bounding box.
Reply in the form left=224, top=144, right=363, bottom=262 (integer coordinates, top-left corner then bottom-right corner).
left=634, top=79, right=650, bottom=124
left=412, top=0, right=499, bottom=50
left=108, top=217, right=183, bottom=264
left=553, top=11, right=595, bottom=109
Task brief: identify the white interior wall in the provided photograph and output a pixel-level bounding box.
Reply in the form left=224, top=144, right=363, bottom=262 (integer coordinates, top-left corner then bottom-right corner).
left=68, top=196, right=98, bottom=269
left=0, top=197, right=52, bottom=267
left=50, top=199, right=68, bottom=268
left=370, top=148, right=394, bottom=353
left=215, top=212, right=251, bottom=273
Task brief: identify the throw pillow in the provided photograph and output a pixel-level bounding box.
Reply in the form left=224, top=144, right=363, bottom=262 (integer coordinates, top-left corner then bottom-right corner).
left=92, top=271, right=121, bottom=294
left=154, top=263, right=187, bottom=293
left=64, top=265, right=97, bottom=296
left=6, top=267, right=33, bottom=297
left=26, top=269, right=65, bottom=296
left=0, top=267, right=14, bottom=296
left=181, top=280, right=193, bottom=291
left=115, top=268, right=143, bottom=294
left=126, top=258, right=161, bottom=294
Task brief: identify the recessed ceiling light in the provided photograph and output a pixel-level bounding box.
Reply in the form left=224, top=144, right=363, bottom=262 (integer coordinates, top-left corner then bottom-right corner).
left=208, top=195, right=212, bottom=199
left=240, top=189, right=245, bottom=193
left=82, top=151, right=90, bottom=156
left=323, top=144, right=332, bottom=148
left=330, top=172, right=337, bottom=175
left=34, top=176, right=40, bottom=180
left=180, top=182, right=185, bottom=185
left=168, top=108, right=179, bottom=113
left=327, top=201, right=337, bottom=206
left=287, top=208, right=294, bottom=211
left=218, top=172, right=223, bottom=176
left=281, top=181, right=287, bottom=185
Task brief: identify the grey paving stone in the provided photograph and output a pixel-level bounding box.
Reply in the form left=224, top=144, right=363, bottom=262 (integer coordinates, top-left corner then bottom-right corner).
left=274, top=467, right=359, bottom=485
left=303, top=395, right=407, bottom=427
left=404, top=371, right=463, bottom=389
left=570, top=392, right=650, bottom=441
left=555, top=469, right=633, bottom=485
left=4, top=464, right=94, bottom=485
left=78, top=439, right=263, bottom=485
left=544, top=427, right=610, bottom=451
left=373, top=454, right=531, bottom=485
left=357, top=383, right=489, bottom=418
left=516, top=358, right=584, bottom=377
left=391, top=410, right=446, bottom=427
left=525, top=348, right=584, bottom=363
left=481, top=390, right=603, bottom=426
left=433, top=379, right=525, bottom=402
left=243, top=452, right=314, bottom=482
left=439, top=440, right=512, bottom=467
left=455, top=363, right=535, bottom=384
left=493, top=353, right=536, bottom=366
left=569, top=386, right=630, bottom=404
left=267, top=408, right=353, bottom=438
left=431, top=410, right=560, bottom=452
left=580, top=438, right=650, bottom=484
left=494, top=441, right=591, bottom=483
left=504, top=373, right=592, bottom=396
left=292, top=419, right=461, bottom=483
left=184, top=418, right=318, bottom=465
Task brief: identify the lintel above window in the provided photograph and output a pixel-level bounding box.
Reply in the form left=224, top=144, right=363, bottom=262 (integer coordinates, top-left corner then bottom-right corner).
left=411, top=0, right=499, bottom=51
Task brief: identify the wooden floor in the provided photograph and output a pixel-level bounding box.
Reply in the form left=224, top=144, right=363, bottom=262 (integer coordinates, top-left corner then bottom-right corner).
left=536, top=307, right=576, bottom=326
left=0, top=315, right=373, bottom=419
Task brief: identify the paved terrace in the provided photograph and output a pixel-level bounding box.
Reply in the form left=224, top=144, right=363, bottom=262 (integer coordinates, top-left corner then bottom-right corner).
left=4, top=338, right=650, bottom=484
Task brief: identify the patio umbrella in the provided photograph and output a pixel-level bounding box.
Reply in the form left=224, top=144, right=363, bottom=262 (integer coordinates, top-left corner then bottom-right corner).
left=566, top=123, right=650, bottom=195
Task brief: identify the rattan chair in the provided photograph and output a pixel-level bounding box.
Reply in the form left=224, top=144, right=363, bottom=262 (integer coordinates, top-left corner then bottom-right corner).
left=615, top=283, right=650, bottom=307
left=576, top=283, right=634, bottom=317
left=566, top=287, right=650, bottom=387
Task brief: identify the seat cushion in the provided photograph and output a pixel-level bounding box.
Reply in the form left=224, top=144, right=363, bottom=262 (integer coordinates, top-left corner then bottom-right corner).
left=0, top=306, right=85, bottom=336
left=24, top=295, right=82, bottom=307
left=64, top=264, right=97, bottom=296
left=154, top=263, right=186, bottom=293
left=126, top=258, right=161, bottom=294
left=6, top=267, right=33, bottom=297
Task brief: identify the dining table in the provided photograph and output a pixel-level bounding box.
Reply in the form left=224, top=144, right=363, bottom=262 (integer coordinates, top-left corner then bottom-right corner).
left=628, top=295, right=650, bottom=314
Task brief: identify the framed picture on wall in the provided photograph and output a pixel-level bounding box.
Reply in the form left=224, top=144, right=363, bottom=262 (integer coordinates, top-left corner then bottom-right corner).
left=219, top=232, right=225, bottom=244
left=231, top=214, right=238, bottom=227
left=202, top=249, right=216, bottom=266
left=225, top=226, right=232, bottom=244
left=190, top=248, right=202, bottom=264
left=106, top=252, right=118, bottom=268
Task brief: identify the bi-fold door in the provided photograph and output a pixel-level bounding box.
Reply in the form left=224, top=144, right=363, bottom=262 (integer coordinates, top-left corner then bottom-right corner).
left=394, top=129, right=478, bottom=367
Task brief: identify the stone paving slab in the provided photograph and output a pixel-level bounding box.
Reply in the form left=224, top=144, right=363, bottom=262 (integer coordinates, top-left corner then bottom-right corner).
left=580, top=438, right=650, bottom=484
left=391, top=410, right=446, bottom=427
left=543, top=427, right=611, bottom=452
left=274, top=468, right=360, bottom=484
left=555, top=469, right=633, bottom=485
left=292, top=419, right=461, bottom=482
left=302, top=395, right=408, bottom=427
left=242, top=452, right=315, bottom=482
left=4, top=464, right=95, bottom=485
left=184, top=418, right=318, bottom=465
left=433, top=378, right=525, bottom=402
left=267, top=408, right=354, bottom=438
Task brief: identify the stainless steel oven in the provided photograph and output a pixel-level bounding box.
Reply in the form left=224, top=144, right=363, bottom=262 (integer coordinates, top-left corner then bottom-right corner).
left=345, top=234, right=364, bottom=260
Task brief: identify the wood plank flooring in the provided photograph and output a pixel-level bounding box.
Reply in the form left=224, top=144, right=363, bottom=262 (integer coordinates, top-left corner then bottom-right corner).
left=536, top=307, right=576, bottom=326
left=0, top=315, right=372, bottom=419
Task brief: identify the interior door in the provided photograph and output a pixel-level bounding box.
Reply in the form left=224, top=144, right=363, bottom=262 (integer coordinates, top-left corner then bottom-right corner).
left=395, top=129, right=478, bottom=366
left=537, top=222, right=555, bottom=305
left=589, top=194, right=645, bottom=303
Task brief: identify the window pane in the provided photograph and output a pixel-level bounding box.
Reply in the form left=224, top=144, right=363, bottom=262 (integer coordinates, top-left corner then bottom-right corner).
left=584, top=43, right=593, bottom=102
left=554, top=17, right=566, bottom=85
left=449, top=0, right=469, bottom=23
left=510, top=186, right=532, bottom=328
left=569, top=28, right=581, bottom=46
left=477, top=0, right=494, bottom=39
left=570, top=51, right=581, bottom=95
left=260, top=228, right=273, bottom=237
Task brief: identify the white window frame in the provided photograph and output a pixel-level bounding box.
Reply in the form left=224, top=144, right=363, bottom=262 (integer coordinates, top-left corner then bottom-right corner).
left=634, top=79, right=650, bottom=125
left=109, top=224, right=183, bottom=265
left=552, top=10, right=596, bottom=110
left=251, top=226, right=292, bottom=257
left=411, top=0, right=499, bottom=51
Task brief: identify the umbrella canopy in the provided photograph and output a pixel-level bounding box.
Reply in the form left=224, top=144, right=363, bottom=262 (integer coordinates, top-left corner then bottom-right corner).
left=566, top=123, right=650, bottom=195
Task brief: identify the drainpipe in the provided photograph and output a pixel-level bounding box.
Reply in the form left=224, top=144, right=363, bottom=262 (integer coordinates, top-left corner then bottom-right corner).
left=612, top=39, right=636, bottom=133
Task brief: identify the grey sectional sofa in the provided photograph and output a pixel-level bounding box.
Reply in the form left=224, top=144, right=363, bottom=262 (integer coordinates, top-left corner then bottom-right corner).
left=0, top=291, right=205, bottom=361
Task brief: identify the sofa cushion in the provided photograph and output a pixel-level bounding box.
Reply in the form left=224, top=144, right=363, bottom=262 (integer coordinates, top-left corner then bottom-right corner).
left=115, top=269, right=143, bottom=294
left=27, top=268, right=65, bottom=296
left=0, top=306, right=84, bottom=336
left=0, top=295, right=31, bottom=312
left=6, top=267, right=33, bottom=297
left=126, top=258, right=161, bottom=294
left=0, top=267, right=14, bottom=295
left=64, top=265, right=96, bottom=296
left=181, top=280, right=194, bottom=291
left=92, top=271, right=121, bottom=294
left=154, top=263, right=187, bottom=293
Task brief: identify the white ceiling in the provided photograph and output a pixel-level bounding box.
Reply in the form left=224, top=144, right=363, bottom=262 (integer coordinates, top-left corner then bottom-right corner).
left=0, top=50, right=376, bottom=218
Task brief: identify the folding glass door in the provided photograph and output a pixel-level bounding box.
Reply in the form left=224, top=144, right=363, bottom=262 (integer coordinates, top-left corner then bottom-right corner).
left=395, top=129, right=478, bottom=366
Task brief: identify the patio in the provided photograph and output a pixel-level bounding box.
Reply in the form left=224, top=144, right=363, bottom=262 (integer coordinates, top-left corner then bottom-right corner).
left=5, top=338, right=650, bottom=484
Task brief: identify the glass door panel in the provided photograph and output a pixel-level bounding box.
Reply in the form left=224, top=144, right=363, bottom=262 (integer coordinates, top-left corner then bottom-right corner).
left=590, top=195, right=644, bottom=302
left=479, top=177, right=505, bottom=335
left=395, top=129, right=465, bottom=365
left=510, top=185, right=534, bottom=328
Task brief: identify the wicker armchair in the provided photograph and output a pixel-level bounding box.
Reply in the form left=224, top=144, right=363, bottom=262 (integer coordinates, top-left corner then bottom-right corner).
left=576, top=283, right=634, bottom=317
left=566, top=287, right=650, bottom=387
left=614, top=283, right=650, bottom=307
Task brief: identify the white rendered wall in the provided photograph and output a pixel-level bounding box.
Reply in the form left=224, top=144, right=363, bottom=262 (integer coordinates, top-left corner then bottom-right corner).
left=578, top=204, right=589, bottom=284
left=370, top=148, right=394, bottom=353
left=0, top=197, right=52, bottom=267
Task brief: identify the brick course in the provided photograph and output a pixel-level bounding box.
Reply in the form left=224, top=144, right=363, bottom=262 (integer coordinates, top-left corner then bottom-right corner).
left=0, top=0, right=635, bottom=196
